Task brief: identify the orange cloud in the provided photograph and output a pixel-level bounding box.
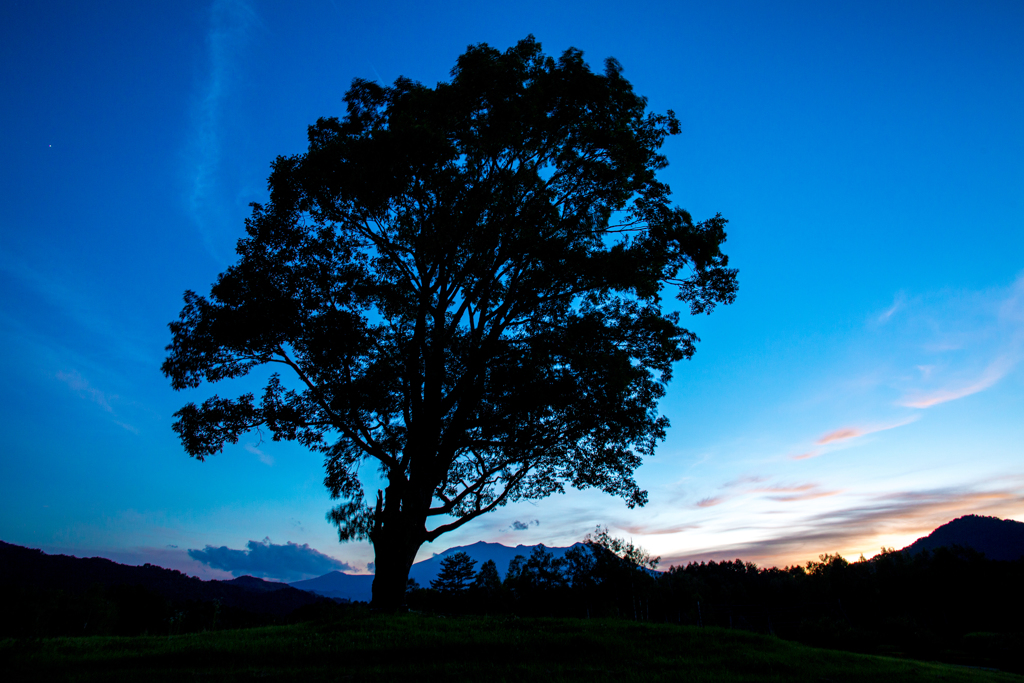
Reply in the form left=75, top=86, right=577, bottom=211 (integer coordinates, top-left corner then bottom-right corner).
left=812, top=416, right=920, bottom=448
left=791, top=452, right=819, bottom=460
left=696, top=496, right=724, bottom=508
left=816, top=428, right=861, bottom=444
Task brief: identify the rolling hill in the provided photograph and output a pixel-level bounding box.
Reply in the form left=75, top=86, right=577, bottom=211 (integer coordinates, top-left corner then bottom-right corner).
left=901, top=514, right=1024, bottom=561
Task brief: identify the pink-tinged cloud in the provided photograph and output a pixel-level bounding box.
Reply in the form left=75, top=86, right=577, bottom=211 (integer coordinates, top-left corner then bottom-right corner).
left=813, top=416, right=920, bottom=447
left=900, top=356, right=1016, bottom=408
left=696, top=496, right=724, bottom=508
left=768, top=489, right=841, bottom=502
left=619, top=523, right=702, bottom=536
left=791, top=452, right=819, bottom=460
left=744, top=483, right=840, bottom=503
left=749, top=484, right=817, bottom=495
left=816, top=428, right=861, bottom=445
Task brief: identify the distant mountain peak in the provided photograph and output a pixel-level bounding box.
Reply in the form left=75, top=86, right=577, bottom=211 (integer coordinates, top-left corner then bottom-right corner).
left=901, top=514, right=1024, bottom=561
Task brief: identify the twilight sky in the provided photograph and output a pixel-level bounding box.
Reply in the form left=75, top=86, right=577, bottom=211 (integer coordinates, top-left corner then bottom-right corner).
left=1, top=0, right=1021, bottom=582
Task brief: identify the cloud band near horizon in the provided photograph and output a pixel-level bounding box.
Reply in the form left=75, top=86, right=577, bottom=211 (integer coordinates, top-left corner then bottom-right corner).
left=188, top=538, right=352, bottom=582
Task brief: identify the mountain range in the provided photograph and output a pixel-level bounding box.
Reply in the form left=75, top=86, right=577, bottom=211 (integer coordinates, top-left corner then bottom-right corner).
left=3, top=514, right=1021, bottom=608
left=287, top=515, right=1024, bottom=601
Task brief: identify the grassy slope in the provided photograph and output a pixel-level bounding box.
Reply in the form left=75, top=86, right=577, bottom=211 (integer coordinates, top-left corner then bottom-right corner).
left=2, top=614, right=1020, bottom=682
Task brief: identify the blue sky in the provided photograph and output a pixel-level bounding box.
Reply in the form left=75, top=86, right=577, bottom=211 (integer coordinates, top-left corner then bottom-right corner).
left=1, top=0, right=1021, bottom=581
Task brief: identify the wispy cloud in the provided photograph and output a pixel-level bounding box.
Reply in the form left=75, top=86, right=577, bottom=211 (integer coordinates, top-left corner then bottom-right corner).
left=900, top=355, right=1017, bottom=408
left=767, top=488, right=841, bottom=502
left=813, top=415, right=919, bottom=447
left=55, top=370, right=139, bottom=433
left=113, top=420, right=140, bottom=435
left=619, top=522, right=701, bottom=536
left=735, top=482, right=839, bottom=503
left=876, top=292, right=905, bottom=324
left=245, top=443, right=274, bottom=466
left=816, top=428, right=860, bottom=445
left=749, top=484, right=817, bottom=494
left=185, top=0, right=259, bottom=261
left=790, top=451, right=818, bottom=461
left=695, top=482, right=835, bottom=508
left=56, top=370, right=114, bottom=412
left=891, top=275, right=1024, bottom=409
left=722, top=475, right=768, bottom=488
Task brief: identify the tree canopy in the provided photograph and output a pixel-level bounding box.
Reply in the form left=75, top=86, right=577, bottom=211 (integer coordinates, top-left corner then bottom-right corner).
left=163, top=36, right=737, bottom=609
left=430, top=552, right=478, bottom=593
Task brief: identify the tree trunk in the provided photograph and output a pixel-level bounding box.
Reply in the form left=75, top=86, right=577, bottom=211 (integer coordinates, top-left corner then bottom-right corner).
left=370, top=537, right=420, bottom=611
left=369, top=486, right=429, bottom=611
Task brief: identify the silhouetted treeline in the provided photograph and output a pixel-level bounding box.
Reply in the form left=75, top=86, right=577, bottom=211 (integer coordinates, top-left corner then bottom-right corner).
left=408, top=539, right=1024, bottom=673
left=0, top=541, right=338, bottom=637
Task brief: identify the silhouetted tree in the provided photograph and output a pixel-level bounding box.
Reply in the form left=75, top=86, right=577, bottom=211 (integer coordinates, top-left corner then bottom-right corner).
left=521, top=545, right=568, bottom=590
left=563, top=544, right=596, bottom=588
left=162, top=35, right=737, bottom=610
left=430, top=552, right=477, bottom=593
left=473, top=559, right=501, bottom=594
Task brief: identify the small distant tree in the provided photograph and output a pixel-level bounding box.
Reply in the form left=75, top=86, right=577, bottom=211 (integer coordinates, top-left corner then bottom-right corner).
left=473, top=559, right=502, bottom=594
left=430, top=552, right=477, bottom=593
left=562, top=544, right=596, bottom=588
left=505, top=555, right=527, bottom=586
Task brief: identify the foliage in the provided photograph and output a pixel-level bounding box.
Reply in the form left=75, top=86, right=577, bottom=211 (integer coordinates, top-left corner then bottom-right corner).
left=473, top=559, right=501, bottom=594
left=430, top=552, right=478, bottom=593
left=162, top=35, right=738, bottom=608
left=506, top=545, right=568, bottom=592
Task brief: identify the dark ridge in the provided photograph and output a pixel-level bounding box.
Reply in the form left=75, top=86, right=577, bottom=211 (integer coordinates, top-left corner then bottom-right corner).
left=223, top=575, right=292, bottom=593
left=901, top=514, right=1024, bottom=561
left=0, top=540, right=324, bottom=618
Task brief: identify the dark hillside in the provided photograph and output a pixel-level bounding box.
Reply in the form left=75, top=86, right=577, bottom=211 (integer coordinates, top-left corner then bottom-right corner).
left=223, top=575, right=293, bottom=593
left=0, top=541, right=331, bottom=637
left=289, top=571, right=372, bottom=602
left=0, top=541, right=320, bottom=614
left=901, top=515, right=1024, bottom=561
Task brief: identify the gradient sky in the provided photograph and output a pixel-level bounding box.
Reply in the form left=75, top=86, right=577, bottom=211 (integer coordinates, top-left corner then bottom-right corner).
left=1, top=0, right=1021, bottom=581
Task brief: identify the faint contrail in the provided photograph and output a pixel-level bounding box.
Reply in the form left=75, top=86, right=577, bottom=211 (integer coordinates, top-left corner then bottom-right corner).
left=185, top=0, right=258, bottom=263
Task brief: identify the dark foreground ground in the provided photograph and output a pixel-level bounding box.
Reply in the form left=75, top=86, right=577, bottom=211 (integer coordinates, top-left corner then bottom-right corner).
left=1, top=613, right=1020, bottom=682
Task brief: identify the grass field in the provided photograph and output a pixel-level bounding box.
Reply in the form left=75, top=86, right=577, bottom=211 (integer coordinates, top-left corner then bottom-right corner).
left=2, top=613, right=1020, bottom=682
